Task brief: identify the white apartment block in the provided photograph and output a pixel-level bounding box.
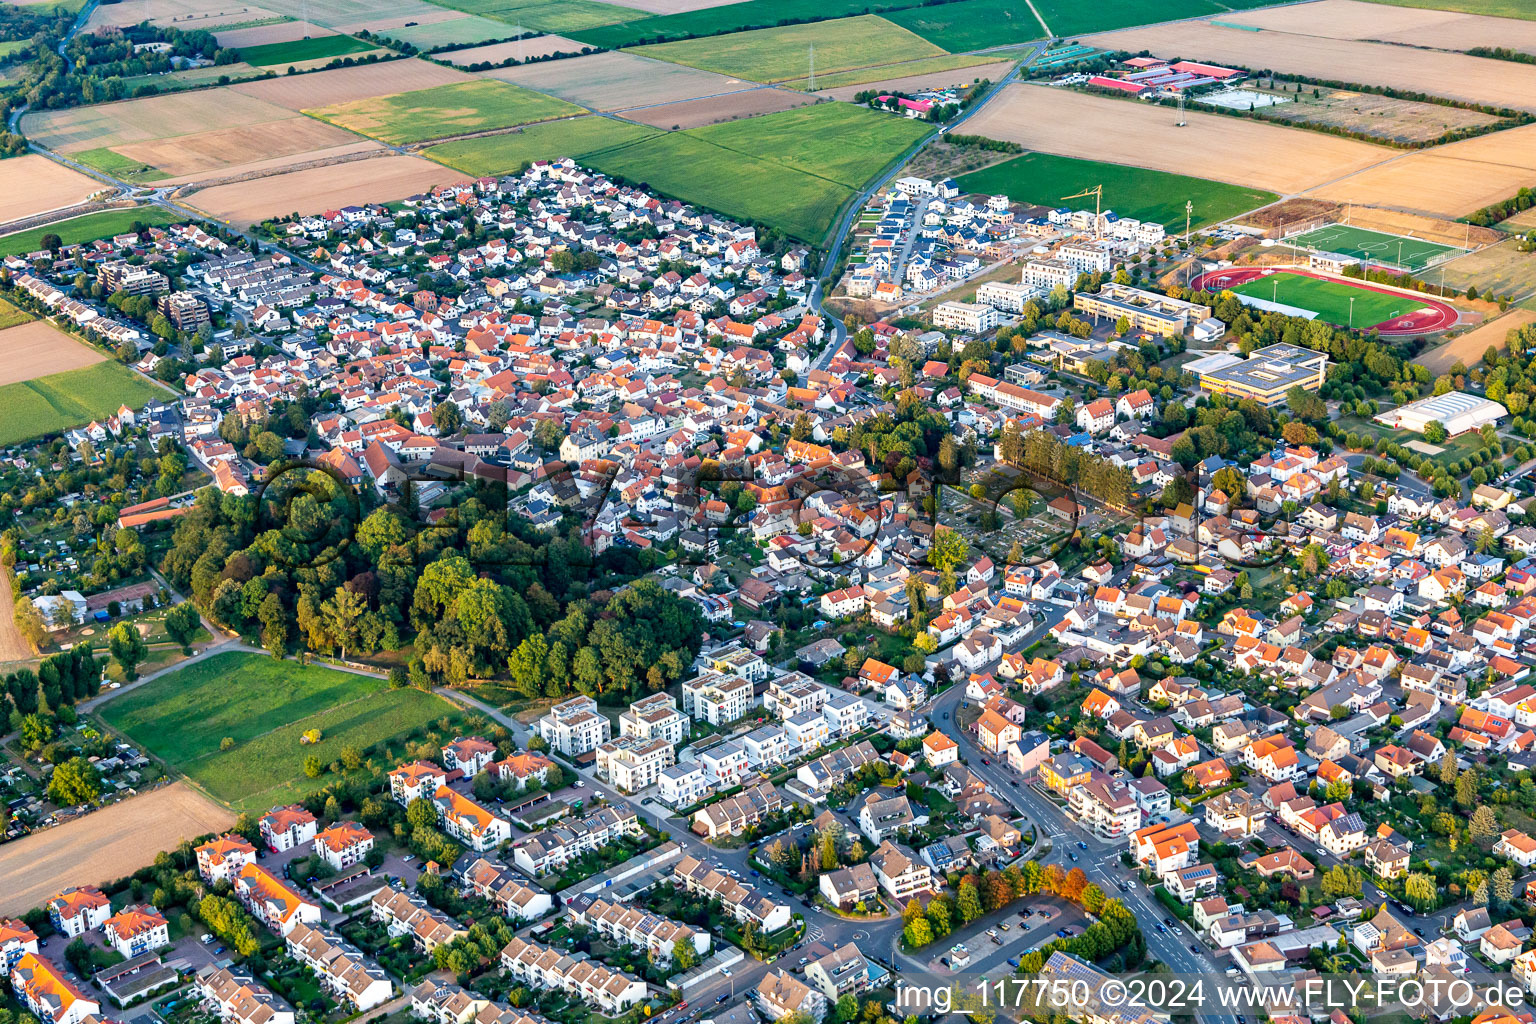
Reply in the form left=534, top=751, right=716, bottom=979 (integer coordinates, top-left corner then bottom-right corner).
left=706, top=643, right=770, bottom=683
left=1057, top=242, right=1113, bottom=274
left=536, top=695, right=611, bottom=756
left=932, top=300, right=1000, bottom=334
left=1022, top=258, right=1078, bottom=292
left=103, top=906, right=168, bottom=959
left=432, top=787, right=513, bottom=852
left=313, top=822, right=373, bottom=871
left=823, top=691, right=869, bottom=737
left=975, top=281, right=1041, bottom=314
left=388, top=761, right=447, bottom=806
left=700, top=739, right=751, bottom=787
left=742, top=724, right=792, bottom=769
left=785, top=710, right=832, bottom=755
left=658, top=762, right=711, bottom=808
left=682, top=671, right=755, bottom=725
left=619, top=693, right=687, bottom=746
left=259, top=805, right=317, bottom=853
left=194, top=835, right=256, bottom=886
left=765, top=672, right=827, bottom=718
left=595, top=736, right=675, bottom=793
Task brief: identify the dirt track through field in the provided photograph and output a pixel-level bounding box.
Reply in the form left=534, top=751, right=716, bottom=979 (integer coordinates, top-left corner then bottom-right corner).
left=0, top=156, right=102, bottom=222
left=0, top=320, right=105, bottom=387
left=188, top=154, right=464, bottom=226
left=962, top=84, right=1389, bottom=194
left=1084, top=20, right=1536, bottom=113
left=1223, top=0, right=1536, bottom=55
left=0, top=783, right=234, bottom=916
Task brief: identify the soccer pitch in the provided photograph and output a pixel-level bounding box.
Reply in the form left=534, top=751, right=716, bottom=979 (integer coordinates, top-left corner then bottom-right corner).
left=1231, top=273, right=1414, bottom=327
left=1287, top=223, right=1463, bottom=271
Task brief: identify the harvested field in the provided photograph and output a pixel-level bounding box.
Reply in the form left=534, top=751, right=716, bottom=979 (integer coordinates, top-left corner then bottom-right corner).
left=0, top=156, right=102, bottom=223
left=441, top=35, right=590, bottom=65
left=188, top=154, right=463, bottom=225
left=0, top=568, right=32, bottom=667
left=1344, top=206, right=1504, bottom=248
left=251, top=0, right=447, bottom=30
left=793, top=58, right=1016, bottom=101
left=629, top=15, right=946, bottom=84
left=0, top=319, right=104, bottom=388
left=428, top=0, right=649, bottom=34
left=1230, top=0, right=1536, bottom=52
left=110, top=117, right=363, bottom=179
left=0, top=783, right=234, bottom=917
left=1421, top=309, right=1536, bottom=373
left=625, top=87, right=818, bottom=128
left=307, top=79, right=583, bottom=145
left=86, top=0, right=287, bottom=31
left=1083, top=20, right=1536, bottom=114
left=231, top=57, right=471, bottom=109
left=1360, top=0, right=1536, bottom=19
left=963, top=84, right=1390, bottom=194
left=1310, top=123, right=1536, bottom=218
left=1435, top=238, right=1536, bottom=303
left=381, top=15, right=516, bottom=49
left=334, top=9, right=466, bottom=33
left=215, top=18, right=332, bottom=46
left=426, top=115, right=659, bottom=175
left=22, top=90, right=296, bottom=151
left=487, top=50, right=745, bottom=110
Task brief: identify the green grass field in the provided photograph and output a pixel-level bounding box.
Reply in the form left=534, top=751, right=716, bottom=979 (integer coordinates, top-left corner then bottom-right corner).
left=1231, top=273, right=1416, bottom=328
left=0, top=298, right=34, bottom=330
left=0, top=39, right=33, bottom=59
left=0, top=208, right=181, bottom=258
left=72, top=147, right=167, bottom=183
left=1031, top=0, right=1280, bottom=36
left=426, top=0, right=650, bottom=33
left=307, top=79, right=583, bottom=145
left=1358, top=0, right=1535, bottom=17
left=954, top=152, right=1276, bottom=230
left=571, top=0, right=937, bottom=48
left=588, top=131, right=856, bottom=242
left=630, top=15, right=945, bottom=83
left=238, top=34, right=376, bottom=66
left=1286, top=224, right=1464, bottom=271
left=691, top=103, right=929, bottom=189
left=0, top=363, right=168, bottom=447
left=783, top=52, right=1005, bottom=92
left=99, top=652, right=460, bottom=810
left=425, top=115, right=659, bottom=176
left=377, top=15, right=511, bottom=49
left=883, top=0, right=1045, bottom=51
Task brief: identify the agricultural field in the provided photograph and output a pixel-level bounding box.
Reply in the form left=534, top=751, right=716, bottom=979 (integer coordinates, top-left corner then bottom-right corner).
left=1286, top=224, right=1464, bottom=271
left=1247, top=86, right=1505, bottom=146
left=690, top=102, right=930, bottom=189
left=572, top=0, right=935, bottom=48
left=0, top=155, right=103, bottom=224
left=624, top=87, right=817, bottom=129
left=107, top=118, right=365, bottom=183
left=377, top=14, right=515, bottom=48
left=588, top=131, right=856, bottom=241
left=1421, top=310, right=1536, bottom=373
left=0, top=320, right=105, bottom=388
left=85, top=0, right=287, bottom=30
left=188, top=153, right=462, bottom=226
left=630, top=15, right=946, bottom=84
left=1231, top=272, right=1420, bottom=326
left=236, top=33, right=377, bottom=65
left=114, top=62, right=267, bottom=95
left=962, top=84, right=1390, bottom=194
left=486, top=50, right=744, bottom=111
left=440, top=35, right=591, bottom=65
left=231, top=58, right=472, bottom=109
left=424, top=0, right=651, bottom=34
left=784, top=54, right=1010, bottom=94
left=0, top=207, right=180, bottom=258
left=1084, top=20, right=1536, bottom=114
left=0, top=362, right=168, bottom=447
left=1358, top=0, right=1536, bottom=22
left=250, top=0, right=451, bottom=30
left=306, top=79, right=582, bottom=144
left=1434, top=239, right=1536, bottom=305
left=426, top=115, right=659, bottom=175
left=954, top=152, right=1277, bottom=230
left=21, top=89, right=299, bottom=152
left=98, top=651, right=461, bottom=810
left=1312, top=122, right=1536, bottom=218
left=1225, top=0, right=1536, bottom=53
left=882, top=0, right=1045, bottom=51
left=1030, top=0, right=1279, bottom=36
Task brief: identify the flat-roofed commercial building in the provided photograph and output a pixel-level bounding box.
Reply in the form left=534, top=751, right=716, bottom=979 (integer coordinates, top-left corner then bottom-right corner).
left=1374, top=391, right=1507, bottom=437
left=1073, top=283, right=1212, bottom=337
left=1192, top=343, right=1329, bottom=406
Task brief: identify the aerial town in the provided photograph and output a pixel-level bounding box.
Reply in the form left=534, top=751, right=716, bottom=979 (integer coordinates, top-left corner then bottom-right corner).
left=2, top=3, right=1536, bottom=1024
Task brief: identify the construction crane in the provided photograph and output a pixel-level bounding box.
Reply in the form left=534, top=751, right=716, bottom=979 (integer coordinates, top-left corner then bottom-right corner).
left=1061, top=184, right=1103, bottom=238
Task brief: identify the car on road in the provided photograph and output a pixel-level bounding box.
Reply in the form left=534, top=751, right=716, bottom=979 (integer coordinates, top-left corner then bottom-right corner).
left=1189, top=944, right=1200, bottom=954
left=1010, top=780, right=1019, bottom=787
left=721, top=968, right=732, bottom=977
left=750, top=870, right=759, bottom=877
left=1164, top=919, right=1173, bottom=927
left=1155, top=925, right=1166, bottom=934
left=1069, top=853, right=1077, bottom=861
left=716, top=996, right=728, bottom=1005
left=1076, top=841, right=1087, bottom=850
left=982, top=758, right=990, bottom=765
left=999, top=923, right=1009, bottom=931
left=1008, top=958, right=1020, bottom=968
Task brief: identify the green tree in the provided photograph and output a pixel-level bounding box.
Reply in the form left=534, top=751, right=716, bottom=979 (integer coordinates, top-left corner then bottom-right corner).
left=106, top=621, right=147, bottom=680
left=672, top=937, right=700, bottom=971
left=957, top=880, right=983, bottom=923
left=303, top=755, right=323, bottom=779
left=164, top=603, right=201, bottom=654
left=1469, top=805, right=1498, bottom=840
left=47, top=757, right=102, bottom=806
left=929, top=527, right=969, bottom=573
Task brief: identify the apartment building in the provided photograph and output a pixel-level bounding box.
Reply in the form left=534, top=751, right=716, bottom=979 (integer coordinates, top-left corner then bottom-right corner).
left=388, top=761, right=448, bottom=806
left=47, top=887, right=111, bottom=938
left=804, top=943, right=872, bottom=1002
left=510, top=806, right=641, bottom=876
left=370, top=887, right=466, bottom=953
left=673, top=855, right=792, bottom=932
left=285, top=922, right=393, bottom=1011
left=259, top=805, right=318, bottom=853
left=536, top=696, right=612, bottom=756
left=756, top=970, right=829, bottom=1024
left=234, top=863, right=322, bottom=937
left=742, top=724, right=793, bottom=770
left=1057, top=242, right=1113, bottom=275
left=1072, top=283, right=1211, bottom=338
left=195, top=966, right=294, bottom=1024
left=103, top=905, right=169, bottom=959
left=498, top=938, right=647, bottom=1015
left=595, top=736, right=675, bottom=793
left=1067, top=771, right=1141, bottom=838
left=975, top=281, right=1040, bottom=314
left=0, top=920, right=38, bottom=974
left=568, top=896, right=710, bottom=962
left=681, top=671, right=755, bottom=725
left=869, top=841, right=937, bottom=901
left=494, top=752, right=555, bottom=791
left=441, top=737, right=498, bottom=777
left=1021, top=258, right=1078, bottom=292
left=658, top=763, right=711, bottom=809
left=195, top=834, right=257, bottom=885
left=699, top=738, right=751, bottom=787
left=619, top=693, right=687, bottom=745
left=931, top=300, right=1001, bottom=334
left=314, top=822, right=374, bottom=871
left=432, top=786, right=513, bottom=852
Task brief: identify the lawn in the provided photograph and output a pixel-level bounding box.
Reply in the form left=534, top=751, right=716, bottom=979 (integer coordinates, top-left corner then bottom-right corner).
left=0, top=298, right=33, bottom=330
left=0, top=208, right=181, bottom=258
left=306, top=79, right=584, bottom=145
left=425, top=116, right=659, bottom=176
left=572, top=0, right=939, bottom=48
left=1285, top=224, right=1464, bottom=272
left=1231, top=273, right=1416, bottom=328
left=98, top=651, right=461, bottom=810
left=953, top=152, right=1276, bottom=230
left=629, top=15, right=945, bottom=84
left=425, top=0, right=650, bottom=34
left=882, top=0, right=1046, bottom=52
left=691, top=103, right=930, bottom=189
left=72, top=147, right=166, bottom=183
left=0, top=363, right=168, bottom=447
left=588, top=130, right=855, bottom=242
left=238, top=35, right=377, bottom=66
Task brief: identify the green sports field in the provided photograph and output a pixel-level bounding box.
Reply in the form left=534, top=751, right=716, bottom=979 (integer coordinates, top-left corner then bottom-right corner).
left=306, top=79, right=584, bottom=145
left=425, top=116, right=660, bottom=177
left=0, top=208, right=180, bottom=259
left=99, top=651, right=461, bottom=810
left=1231, top=272, right=1414, bottom=328
left=0, top=363, right=168, bottom=447
left=1286, top=224, right=1464, bottom=271
left=237, top=34, right=376, bottom=66
left=954, top=152, right=1277, bottom=230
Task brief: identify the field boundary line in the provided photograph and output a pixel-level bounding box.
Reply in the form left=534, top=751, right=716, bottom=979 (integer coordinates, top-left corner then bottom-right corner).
left=1022, top=0, right=1052, bottom=38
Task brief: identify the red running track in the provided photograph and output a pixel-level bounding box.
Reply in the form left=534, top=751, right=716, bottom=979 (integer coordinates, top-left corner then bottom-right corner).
left=1189, top=266, right=1459, bottom=335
